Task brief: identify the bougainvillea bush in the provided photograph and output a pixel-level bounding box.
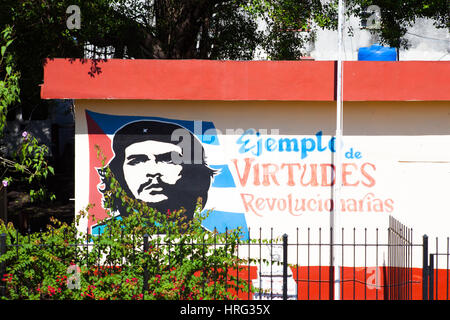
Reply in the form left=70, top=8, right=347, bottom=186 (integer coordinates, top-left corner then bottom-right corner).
left=0, top=156, right=254, bottom=300
left=0, top=205, right=253, bottom=300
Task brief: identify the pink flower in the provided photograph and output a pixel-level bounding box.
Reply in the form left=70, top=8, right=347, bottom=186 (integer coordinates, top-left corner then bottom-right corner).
left=48, top=286, right=56, bottom=296
left=22, top=131, right=28, bottom=139
left=2, top=273, right=12, bottom=282
left=2, top=180, right=8, bottom=187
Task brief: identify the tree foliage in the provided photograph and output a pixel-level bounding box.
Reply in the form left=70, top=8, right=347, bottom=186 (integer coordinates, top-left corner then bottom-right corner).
left=0, top=26, right=20, bottom=135
left=0, top=0, right=446, bottom=117
left=0, top=25, right=55, bottom=203
left=347, top=0, right=449, bottom=49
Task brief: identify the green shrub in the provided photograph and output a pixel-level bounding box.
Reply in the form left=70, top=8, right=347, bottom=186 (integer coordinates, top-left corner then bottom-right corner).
left=0, top=147, right=254, bottom=300
left=0, top=201, right=254, bottom=300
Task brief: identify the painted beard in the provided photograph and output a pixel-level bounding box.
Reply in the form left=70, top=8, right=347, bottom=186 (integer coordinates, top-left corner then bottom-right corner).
left=127, top=172, right=201, bottom=222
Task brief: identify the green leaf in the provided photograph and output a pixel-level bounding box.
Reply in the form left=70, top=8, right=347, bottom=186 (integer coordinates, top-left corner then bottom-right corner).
left=1, top=46, right=5, bottom=56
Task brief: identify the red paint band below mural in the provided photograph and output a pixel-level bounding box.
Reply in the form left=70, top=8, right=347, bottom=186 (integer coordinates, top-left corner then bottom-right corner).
left=221, top=266, right=447, bottom=300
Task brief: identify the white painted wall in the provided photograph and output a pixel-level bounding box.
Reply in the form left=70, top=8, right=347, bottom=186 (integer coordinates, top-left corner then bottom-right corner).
left=310, top=16, right=450, bottom=61
left=74, top=100, right=450, bottom=268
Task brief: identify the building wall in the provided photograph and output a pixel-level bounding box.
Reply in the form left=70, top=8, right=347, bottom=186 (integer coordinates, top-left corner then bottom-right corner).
left=311, top=17, right=450, bottom=61
left=74, top=99, right=450, bottom=258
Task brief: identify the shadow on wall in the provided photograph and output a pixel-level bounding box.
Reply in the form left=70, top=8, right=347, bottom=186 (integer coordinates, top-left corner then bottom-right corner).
left=75, top=100, right=450, bottom=137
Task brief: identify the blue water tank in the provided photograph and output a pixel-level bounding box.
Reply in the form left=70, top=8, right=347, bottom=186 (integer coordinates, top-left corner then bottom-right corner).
left=358, top=44, right=397, bottom=61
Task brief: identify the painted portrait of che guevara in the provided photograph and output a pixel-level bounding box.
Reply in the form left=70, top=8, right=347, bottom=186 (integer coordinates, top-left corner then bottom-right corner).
left=97, top=120, right=216, bottom=222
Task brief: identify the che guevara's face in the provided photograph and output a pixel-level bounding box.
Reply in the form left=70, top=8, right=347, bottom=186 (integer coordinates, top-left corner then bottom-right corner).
left=122, top=140, right=183, bottom=204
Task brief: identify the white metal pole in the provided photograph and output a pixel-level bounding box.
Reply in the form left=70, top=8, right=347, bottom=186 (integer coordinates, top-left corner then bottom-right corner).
left=332, top=0, right=345, bottom=300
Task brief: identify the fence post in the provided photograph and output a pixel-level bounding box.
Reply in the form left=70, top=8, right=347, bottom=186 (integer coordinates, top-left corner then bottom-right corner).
left=143, top=233, right=149, bottom=297
left=329, top=227, right=334, bottom=300
left=0, top=233, right=6, bottom=297
left=422, top=235, right=428, bottom=300
left=283, top=233, right=288, bottom=300
left=429, top=254, right=434, bottom=301
left=0, top=187, right=7, bottom=224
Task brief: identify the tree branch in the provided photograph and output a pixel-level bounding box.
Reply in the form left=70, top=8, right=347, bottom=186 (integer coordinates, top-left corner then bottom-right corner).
left=0, top=156, right=32, bottom=175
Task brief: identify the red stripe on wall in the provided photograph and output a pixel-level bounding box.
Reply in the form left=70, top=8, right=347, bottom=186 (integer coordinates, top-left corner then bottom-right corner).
left=343, top=61, right=450, bottom=101
left=41, top=59, right=335, bottom=101
left=289, top=266, right=439, bottom=300
left=41, top=59, right=450, bottom=101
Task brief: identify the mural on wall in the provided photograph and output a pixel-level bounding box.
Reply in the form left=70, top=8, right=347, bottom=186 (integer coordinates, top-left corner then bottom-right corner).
left=84, top=109, right=412, bottom=298
left=85, top=110, right=396, bottom=238
left=97, top=120, right=215, bottom=221
left=86, top=110, right=249, bottom=237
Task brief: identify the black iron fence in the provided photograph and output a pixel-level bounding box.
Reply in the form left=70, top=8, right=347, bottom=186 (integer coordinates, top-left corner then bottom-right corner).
left=424, top=237, right=450, bottom=300
left=386, top=215, right=414, bottom=300
left=0, top=217, right=449, bottom=300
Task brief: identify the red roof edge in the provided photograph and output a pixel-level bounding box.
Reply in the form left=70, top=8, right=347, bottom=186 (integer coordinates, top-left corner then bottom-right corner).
left=41, top=58, right=450, bottom=101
